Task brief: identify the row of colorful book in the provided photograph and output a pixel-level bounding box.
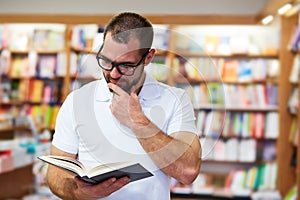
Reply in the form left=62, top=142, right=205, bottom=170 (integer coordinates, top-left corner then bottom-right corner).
left=0, top=50, right=67, bottom=78
left=172, top=57, right=279, bottom=82
left=0, top=104, right=59, bottom=132
left=201, top=137, right=276, bottom=162
left=196, top=111, right=278, bottom=139
left=171, top=163, right=278, bottom=197
left=26, top=104, right=60, bottom=130
left=201, top=137, right=257, bottom=162
left=1, top=78, right=63, bottom=104
left=180, top=83, right=278, bottom=109
left=227, top=162, right=277, bottom=191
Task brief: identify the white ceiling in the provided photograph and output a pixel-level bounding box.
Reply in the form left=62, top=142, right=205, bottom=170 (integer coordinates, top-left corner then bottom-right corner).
left=0, top=0, right=271, bottom=15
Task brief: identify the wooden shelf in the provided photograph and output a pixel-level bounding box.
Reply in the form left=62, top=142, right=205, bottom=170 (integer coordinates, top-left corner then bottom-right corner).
left=196, top=105, right=278, bottom=112
left=9, top=49, right=65, bottom=54
left=173, top=75, right=278, bottom=85
left=171, top=192, right=251, bottom=200
left=202, top=160, right=260, bottom=165
left=201, top=135, right=277, bottom=141
left=276, top=14, right=299, bottom=196
left=0, top=100, right=61, bottom=106
left=70, top=46, right=97, bottom=54
left=173, top=51, right=278, bottom=59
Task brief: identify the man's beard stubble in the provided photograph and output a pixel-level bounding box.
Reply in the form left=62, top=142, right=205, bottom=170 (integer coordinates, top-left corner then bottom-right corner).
left=103, top=70, right=144, bottom=94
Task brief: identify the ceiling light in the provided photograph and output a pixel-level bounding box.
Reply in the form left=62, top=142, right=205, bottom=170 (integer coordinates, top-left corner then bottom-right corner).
left=262, top=15, right=274, bottom=25
left=278, top=3, right=292, bottom=15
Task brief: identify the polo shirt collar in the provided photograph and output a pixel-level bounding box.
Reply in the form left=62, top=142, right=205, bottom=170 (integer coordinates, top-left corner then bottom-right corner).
left=138, top=72, right=161, bottom=101
left=95, top=72, right=161, bottom=102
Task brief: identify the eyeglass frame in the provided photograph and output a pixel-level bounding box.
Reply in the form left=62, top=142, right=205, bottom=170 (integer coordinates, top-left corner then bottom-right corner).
left=96, top=44, right=150, bottom=76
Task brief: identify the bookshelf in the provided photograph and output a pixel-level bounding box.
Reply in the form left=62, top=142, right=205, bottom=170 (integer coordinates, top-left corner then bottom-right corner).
left=0, top=23, right=67, bottom=199
left=278, top=13, right=300, bottom=199
left=0, top=17, right=290, bottom=199
left=0, top=24, right=67, bottom=132
left=166, top=24, right=280, bottom=198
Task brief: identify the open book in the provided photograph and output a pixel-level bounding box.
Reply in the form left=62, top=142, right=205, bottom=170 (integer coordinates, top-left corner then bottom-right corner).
left=38, top=155, right=153, bottom=184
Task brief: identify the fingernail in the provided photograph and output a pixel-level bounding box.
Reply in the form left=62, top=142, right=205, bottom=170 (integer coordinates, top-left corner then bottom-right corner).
left=124, top=177, right=131, bottom=182
left=111, top=177, right=117, bottom=182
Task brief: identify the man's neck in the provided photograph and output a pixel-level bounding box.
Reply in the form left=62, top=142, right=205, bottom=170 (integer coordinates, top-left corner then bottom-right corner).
left=131, top=72, right=146, bottom=95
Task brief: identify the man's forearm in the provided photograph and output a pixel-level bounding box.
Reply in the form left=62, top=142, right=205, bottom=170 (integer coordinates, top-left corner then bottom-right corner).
left=131, top=119, right=201, bottom=184
left=46, top=166, right=78, bottom=200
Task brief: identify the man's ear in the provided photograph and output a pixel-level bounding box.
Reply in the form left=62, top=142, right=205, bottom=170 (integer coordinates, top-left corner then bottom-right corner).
left=144, top=48, right=156, bottom=65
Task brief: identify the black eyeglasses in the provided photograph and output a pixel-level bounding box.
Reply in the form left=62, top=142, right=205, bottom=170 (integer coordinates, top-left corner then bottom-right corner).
left=96, top=47, right=149, bottom=76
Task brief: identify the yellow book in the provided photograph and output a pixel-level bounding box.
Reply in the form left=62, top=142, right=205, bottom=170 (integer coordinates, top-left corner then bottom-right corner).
left=30, top=79, right=44, bottom=103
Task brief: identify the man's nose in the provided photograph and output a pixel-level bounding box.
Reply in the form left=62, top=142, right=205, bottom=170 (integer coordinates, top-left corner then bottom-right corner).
left=110, top=66, right=122, bottom=79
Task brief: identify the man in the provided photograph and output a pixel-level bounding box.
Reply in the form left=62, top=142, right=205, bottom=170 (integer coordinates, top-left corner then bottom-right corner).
left=46, top=12, right=201, bottom=200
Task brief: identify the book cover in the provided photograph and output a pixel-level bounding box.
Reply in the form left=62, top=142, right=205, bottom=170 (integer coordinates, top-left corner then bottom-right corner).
left=0, top=49, right=11, bottom=76
left=288, top=24, right=300, bottom=53
left=207, top=82, right=223, bottom=105
left=196, top=110, right=206, bottom=136
left=225, top=138, right=238, bottom=161
left=251, top=59, right=267, bottom=81
left=18, top=79, right=30, bottom=102
left=237, top=60, right=252, bottom=82
left=254, top=113, right=265, bottom=139
left=222, top=60, right=238, bottom=82
left=49, top=105, right=60, bottom=130
left=38, top=155, right=153, bottom=184
left=10, top=56, right=29, bottom=78
left=265, top=112, right=279, bottom=139
left=255, top=84, right=267, bottom=107
left=245, top=166, right=258, bottom=189
left=29, top=79, right=44, bottom=103
left=289, top=55, right=300, bottom=83
left=37, top=55, right=56, bottom=78
left=284, top=185, right=297, bottom=200
left=204, top=35, right=220, bottom=53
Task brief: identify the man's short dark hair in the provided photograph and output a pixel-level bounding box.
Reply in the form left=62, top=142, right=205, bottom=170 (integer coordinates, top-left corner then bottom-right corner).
left=104, top=12, right=154, bottom=55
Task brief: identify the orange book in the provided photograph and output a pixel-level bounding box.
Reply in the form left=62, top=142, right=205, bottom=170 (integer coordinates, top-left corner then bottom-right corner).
left=224, top=170, right=237, bottom=189
left=29, top=79, right=44, bottom=103
left=254, top=113, right=265, bottom=139
left=221, top=60, right=238, bottom=82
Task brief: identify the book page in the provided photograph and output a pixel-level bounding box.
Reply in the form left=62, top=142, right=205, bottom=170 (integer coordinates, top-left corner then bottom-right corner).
left=39, top=155, right=86, bottom=177
left=87, top=161, right=134, bottom=177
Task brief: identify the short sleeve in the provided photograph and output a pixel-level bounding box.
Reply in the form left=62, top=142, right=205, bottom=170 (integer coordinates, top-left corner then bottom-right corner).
left=52, top=92, right=79, bottom=154
left=166, top=90, right=198, bottom=136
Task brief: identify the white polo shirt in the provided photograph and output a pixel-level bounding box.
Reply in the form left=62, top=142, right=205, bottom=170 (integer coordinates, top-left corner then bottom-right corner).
left=52, top=72, right=197, bottom=200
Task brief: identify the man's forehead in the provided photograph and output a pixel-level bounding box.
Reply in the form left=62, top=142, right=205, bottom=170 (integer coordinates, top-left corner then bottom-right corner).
left=102, top=33, right=141, bottom=58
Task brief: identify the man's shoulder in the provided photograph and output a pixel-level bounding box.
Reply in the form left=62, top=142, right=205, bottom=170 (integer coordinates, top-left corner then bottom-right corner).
left=157, top=82, right=185, bottom=96
left=146, top=74, right=184, bottom=94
